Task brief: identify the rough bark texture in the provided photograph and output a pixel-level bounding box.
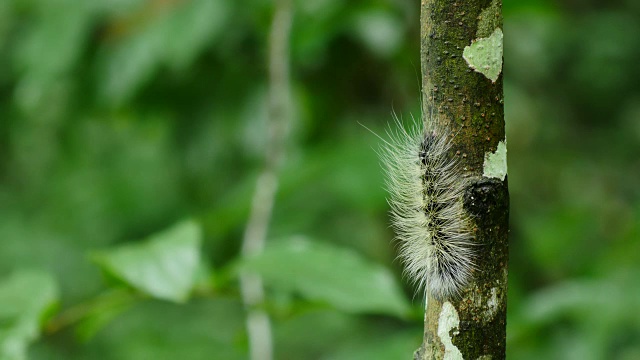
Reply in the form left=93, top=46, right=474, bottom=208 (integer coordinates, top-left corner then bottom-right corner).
left=416, top=0, right=508, bottom=359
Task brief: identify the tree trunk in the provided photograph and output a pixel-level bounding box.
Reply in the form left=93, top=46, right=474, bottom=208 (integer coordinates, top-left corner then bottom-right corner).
left=415, top=0, right=508, bottom=359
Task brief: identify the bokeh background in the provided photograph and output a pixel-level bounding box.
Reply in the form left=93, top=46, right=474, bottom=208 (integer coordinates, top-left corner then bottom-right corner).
left=0, top=0, right=639, bottom=359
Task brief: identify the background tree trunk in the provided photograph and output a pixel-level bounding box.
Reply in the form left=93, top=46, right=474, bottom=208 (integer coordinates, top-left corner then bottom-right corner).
left=415, top=0, right=509, bottom=359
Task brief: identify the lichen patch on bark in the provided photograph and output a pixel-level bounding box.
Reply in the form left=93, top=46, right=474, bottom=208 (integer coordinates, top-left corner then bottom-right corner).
left=483, top=287, right=499, bottom=322
left=437, top=302, right=463, bottom=360
left=483, top=140, right=507, bottom=180
left=463, top=28, right=503, bottom=83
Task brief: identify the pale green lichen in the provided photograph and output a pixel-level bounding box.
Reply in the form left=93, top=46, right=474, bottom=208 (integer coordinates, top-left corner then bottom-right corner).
left=438, top=302, right=463, bottom=360
left=477, top=0, right=501, bottom=38
left=463, top=28, right=503, bottom=83
left=483, top=287, right=499, bottom=321
left=483, top=140, right=507, bottom=180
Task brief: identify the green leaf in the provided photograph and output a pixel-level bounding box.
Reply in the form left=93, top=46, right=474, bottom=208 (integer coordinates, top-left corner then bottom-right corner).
left=163, top=0, right=230, bottom=70
left=463, top=27, right=503, bottom=83
left=239, top=237, right=410, bottom=318
left=92, top=220, right=202, bottom=303
left=99, top=299, right=245, bottom=360
left=327, top=331, right=421, bottom=360
left=0, top=270, right=59, bottom=360
left=96, top=0, right=230, bottom=105
left=12, top=1, right=93, bottom=114
left=75, top=289, right=139, bottom=342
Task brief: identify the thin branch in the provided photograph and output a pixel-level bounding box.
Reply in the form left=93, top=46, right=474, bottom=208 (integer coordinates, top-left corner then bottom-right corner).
left=239, top=1, right=293, bottom=360
left=44, top=288, right=139, bottom=335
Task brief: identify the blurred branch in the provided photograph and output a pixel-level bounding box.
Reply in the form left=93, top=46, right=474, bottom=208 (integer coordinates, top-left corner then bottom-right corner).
left=44, top=288, right=140, bottom=335
left=239, top=1, right=293, bottom=360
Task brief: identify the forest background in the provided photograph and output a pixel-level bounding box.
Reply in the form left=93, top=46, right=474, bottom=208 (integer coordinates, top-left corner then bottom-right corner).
left=0, top=0, right=639, bottom=359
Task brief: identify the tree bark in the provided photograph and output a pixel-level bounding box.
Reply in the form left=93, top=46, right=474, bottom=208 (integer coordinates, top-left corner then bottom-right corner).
left=415, top=0, right=508, bottom=359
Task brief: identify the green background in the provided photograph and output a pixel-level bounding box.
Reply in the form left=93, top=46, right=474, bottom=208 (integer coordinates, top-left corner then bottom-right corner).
left=0, top=0, right=639, bottom=359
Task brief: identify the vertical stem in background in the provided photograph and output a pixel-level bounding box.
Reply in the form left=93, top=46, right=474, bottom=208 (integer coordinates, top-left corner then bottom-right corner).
left=240, top=1, right=292, bottom=360
left=416, top=0, right=508, bottom=359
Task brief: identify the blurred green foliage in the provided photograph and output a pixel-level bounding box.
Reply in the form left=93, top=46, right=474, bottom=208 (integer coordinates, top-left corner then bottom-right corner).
left=0, top=0, right=639, bottom=359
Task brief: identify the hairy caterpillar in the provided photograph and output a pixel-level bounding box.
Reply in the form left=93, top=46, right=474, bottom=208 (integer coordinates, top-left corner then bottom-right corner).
left=378, top=115, right=474, bottom=300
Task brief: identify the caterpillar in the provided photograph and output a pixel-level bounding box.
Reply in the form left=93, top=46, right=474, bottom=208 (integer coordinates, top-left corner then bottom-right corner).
left=378, top=115, right=474, bottom=300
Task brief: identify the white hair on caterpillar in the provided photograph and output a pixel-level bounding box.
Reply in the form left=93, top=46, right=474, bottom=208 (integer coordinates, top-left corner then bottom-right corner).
left=377, top=113, right=475, bottom=300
